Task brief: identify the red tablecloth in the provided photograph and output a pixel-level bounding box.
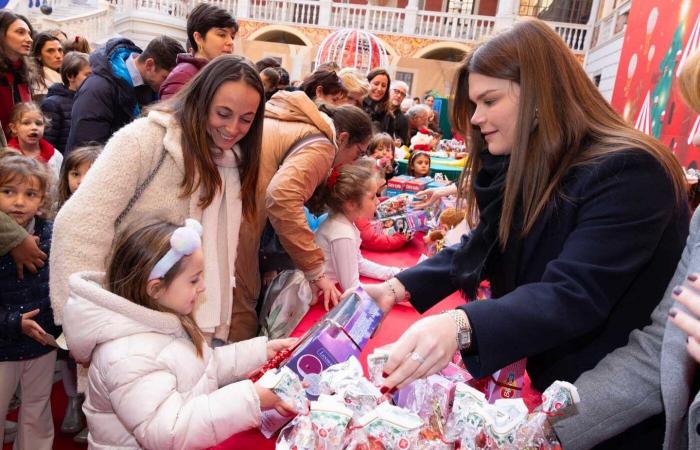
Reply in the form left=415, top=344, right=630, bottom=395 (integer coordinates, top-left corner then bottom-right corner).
left=212, top=236, right=537, bottom=449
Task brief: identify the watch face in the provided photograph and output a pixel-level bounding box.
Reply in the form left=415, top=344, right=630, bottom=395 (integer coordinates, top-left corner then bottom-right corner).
left=457, top=331, right=471, bottom=350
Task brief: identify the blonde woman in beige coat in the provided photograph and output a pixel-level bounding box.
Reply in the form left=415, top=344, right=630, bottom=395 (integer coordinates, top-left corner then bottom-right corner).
left=50, top=55, right=264, bottom=345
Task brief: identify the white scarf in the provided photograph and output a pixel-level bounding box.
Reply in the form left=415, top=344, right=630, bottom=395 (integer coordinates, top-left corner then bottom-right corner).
left=192, top=145, right=242, bottom=333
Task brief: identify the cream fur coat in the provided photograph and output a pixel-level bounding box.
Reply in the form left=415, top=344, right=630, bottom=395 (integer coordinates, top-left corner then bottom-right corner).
left=50, top=110, right=241, bottom=331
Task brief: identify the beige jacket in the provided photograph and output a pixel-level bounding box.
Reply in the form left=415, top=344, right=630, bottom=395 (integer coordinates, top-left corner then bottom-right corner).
left=232, top=91, right=337, bottom=340
left=64, top=272, right=266, bottom=449
left=49, top=110, right=239, bottom=330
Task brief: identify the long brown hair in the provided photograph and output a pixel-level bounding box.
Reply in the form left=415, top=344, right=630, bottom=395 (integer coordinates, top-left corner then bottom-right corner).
left=153, top=55, right=264, bottom=220
left=451, top=19, right=687, bottom=247
left=366, top=68, right=393, bottom=117
left=57, top=144, right=102, bottom=209
left=106, top=219, right=205, bottom=357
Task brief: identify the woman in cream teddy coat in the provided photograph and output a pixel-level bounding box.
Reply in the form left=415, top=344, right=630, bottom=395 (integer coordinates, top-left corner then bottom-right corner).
left=63, top=271, right=268, bottom=449
left=50, top=56, right=265, bottom=343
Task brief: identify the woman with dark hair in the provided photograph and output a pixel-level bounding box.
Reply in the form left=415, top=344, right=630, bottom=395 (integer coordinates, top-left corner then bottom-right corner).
left=50, top=55, right=265, bottom=345
left=231, top=91, right=373, bottom=342
left=30, top=32, right=63, bottom=100
left=360, top=20, right=689, bottom=448
left=362, top=68, right=395, bottom=135
left=0, top=11, right=34, bottom=141
left=159, top=2, right=238, bottom=100
left=299, top=68, right=347, bottom=105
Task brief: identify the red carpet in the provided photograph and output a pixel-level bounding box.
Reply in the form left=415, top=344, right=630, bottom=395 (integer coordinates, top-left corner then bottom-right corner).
left=5, top=235, right=539, bottom=449
left=3, top=381, right=86, bottom=450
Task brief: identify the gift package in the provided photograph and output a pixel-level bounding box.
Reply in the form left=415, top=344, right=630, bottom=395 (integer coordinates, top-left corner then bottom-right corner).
left=255, top=289, right=384, bottom=437
left=271, top=347, right=580, bottom=449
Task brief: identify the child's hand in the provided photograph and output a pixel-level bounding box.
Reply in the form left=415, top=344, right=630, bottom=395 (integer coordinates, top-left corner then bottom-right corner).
left=266, top=337, right=299, bottom=359
left=10, top=235, right=47, bottom=280
left=21, top=309, right=49, bottom=345
left=254, top=385, right=298, bottom=416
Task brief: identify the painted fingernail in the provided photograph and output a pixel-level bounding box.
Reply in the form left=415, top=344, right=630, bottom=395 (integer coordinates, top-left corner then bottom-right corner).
left=382, top=371, right=389, bottom=378
left=389, top=387, right=397, bottom=394
left=668, top=309, right=677, bottom=318
left=688, top=274, right=698, bottom=282
left=380, top=386, right=389, bottom=394
left=673, top=286, right=683, bottom=296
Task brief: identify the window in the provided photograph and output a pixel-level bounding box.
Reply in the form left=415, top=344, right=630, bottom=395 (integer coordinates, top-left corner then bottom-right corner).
left=519, top=0, right=593, bottom=24
left=395, top=71, right=414, bottom=94
left=593, top=74, right=601, bottom=87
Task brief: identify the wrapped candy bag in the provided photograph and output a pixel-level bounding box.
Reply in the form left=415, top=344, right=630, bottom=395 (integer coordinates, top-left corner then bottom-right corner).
left=319, top=356, right=364, bottom=395
left=258, top=366, right=310, bottom=415
left=346, top=402, right=423, bottom=450
left=513, top=381, right=579, bottom=449
left=277, top=395, right=354, bottom=450
left=337, top=378, right=383, bottom=418
left=367, top=346, right=392, bottom=387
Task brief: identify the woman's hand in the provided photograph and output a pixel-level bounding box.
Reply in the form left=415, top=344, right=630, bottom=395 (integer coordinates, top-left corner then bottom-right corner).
left=313, top=275, right=341, bottom=311
left=669, top=274, right=700, bottom=363
left=380, top=313, right=458, bottom=392
left=362, top=280, right=403, bottom=314
left=266, top=337, right=299, bottom=359
left=21, top=309, right=49, bottom=345
left=10, top=235, right=47, bottom=280
left=254, top=385, right=297, bottom=416
left=412, top=185, right=457, bottom=209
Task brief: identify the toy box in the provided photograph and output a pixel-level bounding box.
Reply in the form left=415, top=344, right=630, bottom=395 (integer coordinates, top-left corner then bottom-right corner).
left=404, top=176, right=432, bottom=193
left=386, top=175, right=411, bottom=192
left=376, top=209, right=430, bottom=236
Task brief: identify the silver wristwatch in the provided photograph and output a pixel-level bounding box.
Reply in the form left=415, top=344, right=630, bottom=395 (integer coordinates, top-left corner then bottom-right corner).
left=444, top=309, right=472, bottom=351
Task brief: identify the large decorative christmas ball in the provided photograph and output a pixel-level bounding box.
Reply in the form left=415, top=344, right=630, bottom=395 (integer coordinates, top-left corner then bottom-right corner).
left=315, top=29, right=389, bottom=73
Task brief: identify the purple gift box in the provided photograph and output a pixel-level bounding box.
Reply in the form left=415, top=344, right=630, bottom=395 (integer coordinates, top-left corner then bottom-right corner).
left=283, top=288, right=383, bottom=400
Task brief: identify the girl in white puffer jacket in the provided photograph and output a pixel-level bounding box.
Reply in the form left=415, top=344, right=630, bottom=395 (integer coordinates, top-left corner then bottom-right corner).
left=61, top=219, right=297, bottom=450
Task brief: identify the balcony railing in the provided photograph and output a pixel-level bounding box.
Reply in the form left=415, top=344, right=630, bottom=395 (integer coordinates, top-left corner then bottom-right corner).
left=100, top=0, right=591, bottom=53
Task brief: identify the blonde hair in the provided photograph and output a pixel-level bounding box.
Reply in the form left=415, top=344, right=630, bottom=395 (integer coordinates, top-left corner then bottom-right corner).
left=106, top=219, right=206, bottom=357
left=57, top=145, right=102, bottom=209
left=9, top=102, right=49, bottom=133
left=338, top=68, right=370, bottom=101
left=0, top=152, right=54, bottom=218
left=679, top=50, right=700, bottom=114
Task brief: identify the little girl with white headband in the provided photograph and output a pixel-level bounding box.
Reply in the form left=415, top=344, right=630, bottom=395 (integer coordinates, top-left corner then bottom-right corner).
left=60, top=218, right=297, bottom=449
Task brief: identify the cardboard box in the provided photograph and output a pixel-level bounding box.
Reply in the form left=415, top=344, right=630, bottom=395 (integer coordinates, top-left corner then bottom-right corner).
left=404, top=176, right=431, bottom=193
left=386, top=175, right=411, bottom=192
left=376, top=209, right=430, bottom=235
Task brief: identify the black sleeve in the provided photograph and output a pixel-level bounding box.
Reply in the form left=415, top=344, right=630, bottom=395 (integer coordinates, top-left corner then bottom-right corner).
left=459, top=152, right=685, bottom=377
left=396, top=242, right=462, bottom=311
left=40, top=97, right=63, bottom=150
left=66, top=77, right=114, bottom=153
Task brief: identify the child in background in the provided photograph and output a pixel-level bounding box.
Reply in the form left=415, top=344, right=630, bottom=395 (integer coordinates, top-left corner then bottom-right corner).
left=355, top=176, right=412, bottom=252
left=368, top=132, right=397, bottom=180
left=61, top=219, right=298, bottom=449
left=407, top=150, right=431, bottom=177
left=315, top=159, right=401, bottom=309
left=7, top=103, right=63, bottom=178
left=0, top=154, right=59, bottom=450
left=56, top=145, right=101, bottom=209
left=54, top=144, right=101, bottom=440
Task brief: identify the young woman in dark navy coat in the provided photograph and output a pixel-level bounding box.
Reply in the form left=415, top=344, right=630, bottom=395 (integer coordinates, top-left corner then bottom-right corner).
left=362, top=21, right=689, bottom=448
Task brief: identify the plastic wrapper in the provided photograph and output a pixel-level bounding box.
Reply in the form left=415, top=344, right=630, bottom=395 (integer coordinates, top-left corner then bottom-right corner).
left=376, top=194, right=412, bottom=218
left=394, top=375, right=454, bottom=437
left=258, top=366, right=310, bottom=415
left=367, top=346, right=392, bottom=386
left=345, top=402, right=423, bottom=450
left=337, top=378, right=383, bottom=418
left=513, top=381, right=579, bottom=449
left=277, top=395, right=355, bottom=450
left=319, top=356, right=364, bottom=395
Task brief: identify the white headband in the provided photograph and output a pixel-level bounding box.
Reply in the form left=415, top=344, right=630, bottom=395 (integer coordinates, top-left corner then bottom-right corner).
left=148, top=219, right=203, bottom=281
